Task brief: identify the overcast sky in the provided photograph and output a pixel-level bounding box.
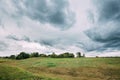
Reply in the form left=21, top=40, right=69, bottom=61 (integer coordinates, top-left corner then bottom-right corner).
left=0, top=0, right=120, bottom=57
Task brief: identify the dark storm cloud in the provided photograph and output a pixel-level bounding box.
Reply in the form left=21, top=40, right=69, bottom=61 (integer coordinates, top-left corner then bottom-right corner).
left=104, top=39, right=120, bottom=50
left=13, top=0, right=75, bottom=30
left=85, top=0, right=120, bottom=51
left=94, top=0, right=120, bottom=22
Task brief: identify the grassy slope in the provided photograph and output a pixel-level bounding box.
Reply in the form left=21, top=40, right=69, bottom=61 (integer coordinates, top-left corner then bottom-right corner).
left=0, top=58, right=120, bottom=80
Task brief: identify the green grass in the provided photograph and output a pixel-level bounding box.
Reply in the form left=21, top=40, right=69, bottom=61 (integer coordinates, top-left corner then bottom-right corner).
left=0, top=57, right=120, bottom=80
left=16, top=58, right=120, bottom=68
left=0, top=64, right=34, bottom=80
left=0, top=64, right=60, bottom=80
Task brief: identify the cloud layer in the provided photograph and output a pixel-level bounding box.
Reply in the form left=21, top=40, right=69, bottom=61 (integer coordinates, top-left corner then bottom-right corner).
left=0, top=0, right=120, bottom=57
left=86, top=0, right=120, bottom=52
left=13, top=0, right=75, bottom=29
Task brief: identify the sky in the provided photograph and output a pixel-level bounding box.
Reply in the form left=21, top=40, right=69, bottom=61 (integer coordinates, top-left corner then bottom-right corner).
left=0, top=0, right=120, bottom=57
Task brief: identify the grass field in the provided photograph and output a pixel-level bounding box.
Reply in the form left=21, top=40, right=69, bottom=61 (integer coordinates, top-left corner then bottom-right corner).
left=0, top=57, right=120, bottom=80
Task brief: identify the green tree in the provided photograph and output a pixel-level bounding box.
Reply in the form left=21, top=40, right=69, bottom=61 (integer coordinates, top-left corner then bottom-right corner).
left=50, top=52, right=57, bottom=58
left=31, top=52, right=39, bottom=57
left=16, top=52, right=30, bottom=60
left=9, top=55, right=16, bottom=59
left=39, top=54, right=47, bottom=57
left=76, top=52, right=81, bottom=58
left=63, top=52, right=70, bottom=58
left=83, top=53, right=85, bottom=57
left=68, top=53, right=74, bottom=58
left=58, top=52, right=74, bottom=58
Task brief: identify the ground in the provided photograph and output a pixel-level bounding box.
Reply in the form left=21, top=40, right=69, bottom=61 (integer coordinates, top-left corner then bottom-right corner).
left=0, top=57, right=120, bottom=80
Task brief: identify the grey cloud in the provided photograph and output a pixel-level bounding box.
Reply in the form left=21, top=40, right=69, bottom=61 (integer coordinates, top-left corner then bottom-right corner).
left=6, top=35, right=19, bottom=41
left=0, top=0, right=79, bottom=54
left=13, top=0, right=75, bottom=30
left=104, top=39, right=120, bottom=50
left=1, top=0, right=120, bottom=57
left=0, top=41, right=8, bottom=51
left=85, top=0, right=120, bottom=51
left=38, top=39, right=57, bottom=47
left=6, top=35, right=30, bottom=42
left=93, top=0, right=120, bottom=22
left=39, top=38, right=70, bottom=47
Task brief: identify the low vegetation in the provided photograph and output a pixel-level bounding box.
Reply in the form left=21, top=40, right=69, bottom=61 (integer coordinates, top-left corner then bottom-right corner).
left=0, top=57, right=120, bottom=80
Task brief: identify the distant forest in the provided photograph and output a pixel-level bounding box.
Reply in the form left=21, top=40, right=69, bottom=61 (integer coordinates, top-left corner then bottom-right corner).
left=1, top=52, right=85, bottom=60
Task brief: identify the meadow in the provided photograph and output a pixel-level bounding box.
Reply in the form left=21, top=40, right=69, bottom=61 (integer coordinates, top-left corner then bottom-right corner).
left=0, top=57, right=120, bottom=80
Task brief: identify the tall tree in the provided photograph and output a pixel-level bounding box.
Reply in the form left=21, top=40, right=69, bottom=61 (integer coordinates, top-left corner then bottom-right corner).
left=9, top=55, right=16, bottom=59
left=16, top=52, right=30, bottom=60
left=31, top=52, right=39, bottom=57
left=76, top=52, right=81, bottom=58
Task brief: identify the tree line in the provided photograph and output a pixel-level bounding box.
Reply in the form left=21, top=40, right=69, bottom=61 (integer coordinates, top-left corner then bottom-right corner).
left=2, top=52, right=85, bottom=60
